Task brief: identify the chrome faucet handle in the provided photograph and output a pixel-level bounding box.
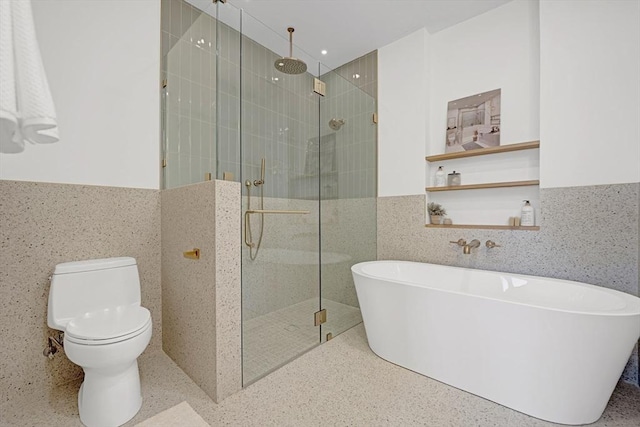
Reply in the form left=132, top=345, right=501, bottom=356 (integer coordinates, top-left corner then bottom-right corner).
left=449, top=239, right=466, bottom=246
left=486, top=240, right=501, bottom=248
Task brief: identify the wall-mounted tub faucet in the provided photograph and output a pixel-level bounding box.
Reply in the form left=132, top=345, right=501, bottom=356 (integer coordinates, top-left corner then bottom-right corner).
left=449, top=239, right=466, bottom=247
left=463, top=239, right=481, bottom=255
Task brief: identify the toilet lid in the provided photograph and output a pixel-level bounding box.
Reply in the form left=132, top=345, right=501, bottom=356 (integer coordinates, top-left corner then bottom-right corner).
left=65, top=305, right=151, bottom=343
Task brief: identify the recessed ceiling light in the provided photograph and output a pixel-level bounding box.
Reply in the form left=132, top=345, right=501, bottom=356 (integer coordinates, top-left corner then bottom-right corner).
left=352, top=73, right=360, bottom=79
left=321, top=50, right=327, bottom=55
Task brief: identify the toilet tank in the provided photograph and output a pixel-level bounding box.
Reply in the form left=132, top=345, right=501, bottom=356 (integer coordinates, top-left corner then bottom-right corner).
left=47, top=257, right=141, bottom=331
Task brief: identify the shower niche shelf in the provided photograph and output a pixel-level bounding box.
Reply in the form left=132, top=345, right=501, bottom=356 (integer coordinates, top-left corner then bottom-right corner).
left=425, top=180, right=539, bottom=192
left=425, top=140, right=540, bottom=230
left=424, top=224, right=540, bottom=231
left=425, top=140, right=539, bottom=162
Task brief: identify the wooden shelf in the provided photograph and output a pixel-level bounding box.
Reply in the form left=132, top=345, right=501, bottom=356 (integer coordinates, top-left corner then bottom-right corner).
left=425, top=224, right=540, bottom=231
left=426, top=180, right=539, bottom=192
left=425, top=140, right=539, bottom=162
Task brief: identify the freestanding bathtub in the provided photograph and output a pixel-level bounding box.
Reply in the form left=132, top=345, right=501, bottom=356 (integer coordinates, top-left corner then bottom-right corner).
left=351, top=261, right=640, bottom=425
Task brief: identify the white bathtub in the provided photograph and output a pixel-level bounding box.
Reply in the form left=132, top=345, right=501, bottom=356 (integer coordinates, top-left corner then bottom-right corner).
left=351, top=260, right=640, bottom=425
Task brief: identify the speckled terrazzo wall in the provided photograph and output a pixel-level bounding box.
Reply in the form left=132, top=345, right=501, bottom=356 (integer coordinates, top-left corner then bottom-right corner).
left=0, top=180, right=162, bottom=404
left=161, top=180, right=241, bottom=402
left=377, top=183, right=640, bottom=387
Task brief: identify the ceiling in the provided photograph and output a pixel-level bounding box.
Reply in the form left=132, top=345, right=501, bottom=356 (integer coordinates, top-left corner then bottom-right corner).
left=187, top=0, right=512, bottom=70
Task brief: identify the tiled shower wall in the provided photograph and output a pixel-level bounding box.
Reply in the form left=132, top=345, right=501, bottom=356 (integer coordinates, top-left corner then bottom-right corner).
left=161, top=0, right=378, bottom=202
left=240, top=35, right=317, bottom=199
left=161, top=0, right=320, bottom=196
left=320, top=52, right=377, bottom=199
left=377, top=183, right=640, bottom=387
left=162, top=0, right=220, bottom=188
left=0, top=181, right=161, bottom=404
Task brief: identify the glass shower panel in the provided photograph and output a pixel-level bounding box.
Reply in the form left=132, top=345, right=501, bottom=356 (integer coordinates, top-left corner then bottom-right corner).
left=238, top=7, right=321, bottom=386
left=161, top=0, right=218, bottom=189
left=318, top=57, right=377, bottom=341
left=215, top=2, right=241, bottom=179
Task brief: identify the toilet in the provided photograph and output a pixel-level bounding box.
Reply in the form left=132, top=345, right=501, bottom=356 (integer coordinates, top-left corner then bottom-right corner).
left=47, top=257, right=152, bottom=427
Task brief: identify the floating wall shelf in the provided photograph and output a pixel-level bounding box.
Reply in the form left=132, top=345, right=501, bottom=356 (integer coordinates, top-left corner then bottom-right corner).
left=426, top=180, right=539, bottom=192
left=424, top=224, right=540, bottom=231
left=425, top=140, right=540, bottom=162
left=425, top=140, right=541, bottom=231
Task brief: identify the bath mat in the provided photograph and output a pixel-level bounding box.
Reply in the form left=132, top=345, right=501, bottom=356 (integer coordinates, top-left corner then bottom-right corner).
left=135, top=401, right=210, bottom=427
left=462, top=141, right=483, bottom=150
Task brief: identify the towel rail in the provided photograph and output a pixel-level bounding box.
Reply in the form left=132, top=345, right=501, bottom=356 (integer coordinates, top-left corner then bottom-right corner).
left=243, top=209, right=309, bottom=248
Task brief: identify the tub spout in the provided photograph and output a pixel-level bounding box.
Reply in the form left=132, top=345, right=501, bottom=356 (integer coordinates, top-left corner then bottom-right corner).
left=463, top=239, right=480, bottom=254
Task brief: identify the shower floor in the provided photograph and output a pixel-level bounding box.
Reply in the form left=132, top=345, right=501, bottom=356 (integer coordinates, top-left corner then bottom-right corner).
left=243, top=298, right=362, bottom=384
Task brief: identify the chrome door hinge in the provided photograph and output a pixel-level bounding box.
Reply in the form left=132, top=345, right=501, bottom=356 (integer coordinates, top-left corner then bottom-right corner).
left=162, top=159, right=167, bottom=168
left=372, top=112, right=378, bottom=124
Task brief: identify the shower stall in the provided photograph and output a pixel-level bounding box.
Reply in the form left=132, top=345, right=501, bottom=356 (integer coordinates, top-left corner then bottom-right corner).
left=161, top=0, right=377, bottom=386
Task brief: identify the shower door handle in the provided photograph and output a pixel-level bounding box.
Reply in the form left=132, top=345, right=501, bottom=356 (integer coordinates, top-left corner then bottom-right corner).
left=245, top=210, right=310, bottom=215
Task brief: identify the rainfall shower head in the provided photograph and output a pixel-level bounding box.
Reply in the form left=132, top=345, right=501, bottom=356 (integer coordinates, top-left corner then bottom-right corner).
left=329, top=118, right=345, bottom=131
left=274, top=27, right=307, bottom=75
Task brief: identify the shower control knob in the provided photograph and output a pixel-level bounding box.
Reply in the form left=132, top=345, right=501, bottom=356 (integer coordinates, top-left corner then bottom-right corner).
left=486, top=240, right=501, bottom=248
left=449, top=239, right=466, bottom=247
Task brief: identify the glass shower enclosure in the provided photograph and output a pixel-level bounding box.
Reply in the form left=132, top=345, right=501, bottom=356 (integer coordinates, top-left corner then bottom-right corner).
left=161, top=0, right=377, bottom=386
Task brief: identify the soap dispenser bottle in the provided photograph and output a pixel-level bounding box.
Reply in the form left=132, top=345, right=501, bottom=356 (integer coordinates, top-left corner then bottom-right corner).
left=521, top=200, right=535, bottom=226
left=435, top=166, right=446, bottom=187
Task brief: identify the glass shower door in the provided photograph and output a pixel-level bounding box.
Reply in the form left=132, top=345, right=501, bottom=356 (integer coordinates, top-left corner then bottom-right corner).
left=318, top=59, right=377, bottom=342
left=238, top=8, right=321, bottom=385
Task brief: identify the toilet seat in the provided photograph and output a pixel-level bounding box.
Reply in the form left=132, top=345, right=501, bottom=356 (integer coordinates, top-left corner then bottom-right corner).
left=65, top=305, right=151, bottom=345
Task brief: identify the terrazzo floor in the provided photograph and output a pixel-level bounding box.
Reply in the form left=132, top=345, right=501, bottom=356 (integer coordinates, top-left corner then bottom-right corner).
left=2, top=324, right=639, bottom=426
left=243, top=298, right=362, bottom=384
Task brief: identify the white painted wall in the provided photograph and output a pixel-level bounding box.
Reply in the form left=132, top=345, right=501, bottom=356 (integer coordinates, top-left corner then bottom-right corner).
left=540, top=0, right=640, bottom=188
left=428, top=0, right=540, bottom=156
left=0, top=0, right=161, bottom=189
left=378, top=1, right=539, bottom=197
left=379, top=0, right=639, bottom=198
left=378, top=28, right=429, bottom=197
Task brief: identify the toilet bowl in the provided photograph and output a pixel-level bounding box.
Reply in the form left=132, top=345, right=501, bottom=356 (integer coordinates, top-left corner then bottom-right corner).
left=47, top=257, right=152, bottom=427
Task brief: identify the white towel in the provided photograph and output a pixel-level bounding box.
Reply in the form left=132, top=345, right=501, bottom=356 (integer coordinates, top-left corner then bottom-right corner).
left=0, top=0, right=58, bottom=154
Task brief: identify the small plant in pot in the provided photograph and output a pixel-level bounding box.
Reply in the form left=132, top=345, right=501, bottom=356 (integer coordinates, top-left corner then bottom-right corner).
left=427, top=202, right=446, bottom=225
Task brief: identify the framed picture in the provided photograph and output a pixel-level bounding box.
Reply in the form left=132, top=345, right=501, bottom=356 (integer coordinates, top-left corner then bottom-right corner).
left=445, top=89, right=501, bottom=153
